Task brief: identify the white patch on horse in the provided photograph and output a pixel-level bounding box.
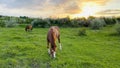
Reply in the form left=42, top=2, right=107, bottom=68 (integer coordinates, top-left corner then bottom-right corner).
left=59, top=43, right=62, bottom=50
left=48, top=49, right=50, bottom=54
left=53, top=52, right=56, bottom=58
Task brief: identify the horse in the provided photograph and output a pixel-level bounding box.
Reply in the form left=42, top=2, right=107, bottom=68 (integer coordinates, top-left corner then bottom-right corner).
left=47, top=26, right=62, bottom=58
left=25, top=24, right=33, bottom=32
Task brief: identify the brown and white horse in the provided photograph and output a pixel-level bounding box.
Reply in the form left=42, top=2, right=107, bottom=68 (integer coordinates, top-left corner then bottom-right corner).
left=47, top=26, right=62, bottom=58
left=25, top=24, right=33, bottom=32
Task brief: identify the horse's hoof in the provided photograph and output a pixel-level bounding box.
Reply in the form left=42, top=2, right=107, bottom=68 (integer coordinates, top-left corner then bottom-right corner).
left=51, top=56, right=56, bottom=59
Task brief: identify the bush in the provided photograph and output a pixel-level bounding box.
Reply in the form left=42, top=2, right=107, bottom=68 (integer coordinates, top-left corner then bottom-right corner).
left=0, top=20, right=6, bottom=27
left=31, top=19, right=50, bottom=28
left=78, top=28, right=87, bottom=36
left=90, top=18, right=106, bottom=30
left=5, top=20, right=17, bottom=27
left=115, top=23, right=120, bottom=34
left=103, top=17, right=116, bottom=25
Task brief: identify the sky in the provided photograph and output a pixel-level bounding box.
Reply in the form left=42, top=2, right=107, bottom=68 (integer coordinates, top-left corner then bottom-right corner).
left=0, top=0, right=120, bottom=18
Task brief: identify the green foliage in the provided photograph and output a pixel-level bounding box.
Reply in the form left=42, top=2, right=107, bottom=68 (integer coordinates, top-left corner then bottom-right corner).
left=0, top=15, right=120, bottom=28
left=0, top=20, right=17, bottom=28
left=32, top=19, right=50, bottom=28
left=90, top=18, right=106, bottom=30
left=115, top=23, right=120, bottom=34
left=5, top=20, right=18, bottom=27
left=103, top=17, right=116, bottom=25
left=116, top=17, right=120, bottom=22
left=0, top=20, right=6, bottom=27
left=0, top=17, right=18, bottom=27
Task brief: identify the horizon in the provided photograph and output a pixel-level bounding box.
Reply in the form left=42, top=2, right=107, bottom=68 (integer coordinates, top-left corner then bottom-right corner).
left=0, top=0, right=120, bottom=18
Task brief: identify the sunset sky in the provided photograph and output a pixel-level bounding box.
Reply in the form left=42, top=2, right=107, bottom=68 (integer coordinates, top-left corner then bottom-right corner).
left=0, top=0, right=120, bottom=18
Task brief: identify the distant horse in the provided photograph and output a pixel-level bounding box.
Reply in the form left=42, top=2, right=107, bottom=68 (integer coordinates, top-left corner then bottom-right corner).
left=47, top=26, right=62, bottom=58
left=25, top=24, right=33, bottom=32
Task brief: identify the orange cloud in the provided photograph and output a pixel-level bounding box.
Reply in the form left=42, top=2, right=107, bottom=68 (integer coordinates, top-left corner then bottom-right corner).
left=81, top=0, right=111, bottom=5
left=64, top=2, right=81, bottom=14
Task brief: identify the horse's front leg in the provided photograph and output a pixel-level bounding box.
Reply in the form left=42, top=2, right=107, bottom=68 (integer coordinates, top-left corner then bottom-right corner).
left=47, top=40, right=50, bottom=55
left=53, top=46, right=56, bottom=58
left=48, top=47, right=50, bottom=55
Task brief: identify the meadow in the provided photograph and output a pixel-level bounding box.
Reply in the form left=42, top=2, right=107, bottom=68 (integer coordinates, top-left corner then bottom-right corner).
left=0, top=26, right=120, bottom=68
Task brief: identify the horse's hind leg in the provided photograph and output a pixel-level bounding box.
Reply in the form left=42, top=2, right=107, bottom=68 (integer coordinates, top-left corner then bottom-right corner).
left=48, top=47, right=50, bottom=55
left=58, top=35, right=62, bottom=50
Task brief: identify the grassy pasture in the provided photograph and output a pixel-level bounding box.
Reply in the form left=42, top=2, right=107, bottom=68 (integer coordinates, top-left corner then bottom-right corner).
left=0, top=26, right=120, bottom=68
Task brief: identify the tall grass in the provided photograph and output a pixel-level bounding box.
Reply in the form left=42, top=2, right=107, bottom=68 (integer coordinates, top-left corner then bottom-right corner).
left=0, top=26, right=120, bottom=68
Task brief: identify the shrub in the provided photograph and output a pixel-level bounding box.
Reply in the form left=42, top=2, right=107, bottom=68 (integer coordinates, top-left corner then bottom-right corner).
left=5, top=20, right=17, bottom=27
left=90, top=18, right=106, bottom=30
left=0, top=20, right=6, bottom=27
left=78, top=28, right=87, bottom=36
left=31, top=19, right=50, bottom=28
left=115, top=23, right=120, bottom=34
left=103, top=17, right=116, bottom=25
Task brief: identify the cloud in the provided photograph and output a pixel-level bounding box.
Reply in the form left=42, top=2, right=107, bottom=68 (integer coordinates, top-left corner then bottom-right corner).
left=81, top=0, right=110, bottom=5
left=49, top=0, right=69, bottom=6
left=64, top=2, right=81, bottom=14
left=0, top=0, right=113, bottom=18
left=0, top=0, right=46, bottom=9
left=96, top=9, right=120, bottom=16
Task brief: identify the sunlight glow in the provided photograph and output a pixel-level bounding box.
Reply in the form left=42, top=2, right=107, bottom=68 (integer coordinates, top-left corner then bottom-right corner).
left=73, top=2, right=101, bottom=18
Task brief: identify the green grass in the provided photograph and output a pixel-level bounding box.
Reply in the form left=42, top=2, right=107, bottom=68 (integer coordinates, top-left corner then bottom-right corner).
left=0, top=26, right=120, bottom=68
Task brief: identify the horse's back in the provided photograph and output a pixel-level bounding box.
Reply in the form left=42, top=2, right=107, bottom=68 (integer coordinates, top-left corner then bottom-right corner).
left=47, top=26, right=60, bottom=41
left=49, top=26, right=60, bottom=36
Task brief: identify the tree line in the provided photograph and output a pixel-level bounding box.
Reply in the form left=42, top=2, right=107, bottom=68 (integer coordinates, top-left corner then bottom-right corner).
left=0, top=15, right=120, bottom=28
